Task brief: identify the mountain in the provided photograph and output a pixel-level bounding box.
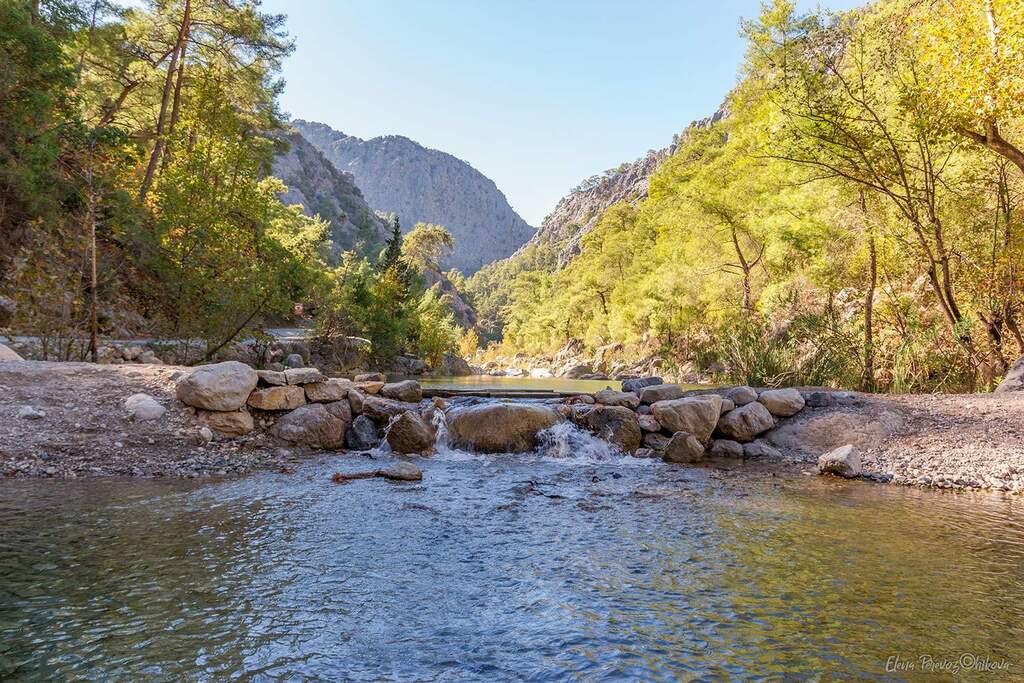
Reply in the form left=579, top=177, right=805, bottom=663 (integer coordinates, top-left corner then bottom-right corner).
left=292, top=120, right=536, bottom=274
left=272, top=130, right=390, bottom=260
left=523, top=108, right=728, bottom=268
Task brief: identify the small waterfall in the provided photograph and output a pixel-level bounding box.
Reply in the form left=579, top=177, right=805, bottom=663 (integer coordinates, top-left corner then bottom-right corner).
left=536, top=421, right=620, bottom=462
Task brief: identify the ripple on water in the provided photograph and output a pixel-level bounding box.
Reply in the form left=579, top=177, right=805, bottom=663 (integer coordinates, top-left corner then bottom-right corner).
left=1, top=453, right=1023, bottom=680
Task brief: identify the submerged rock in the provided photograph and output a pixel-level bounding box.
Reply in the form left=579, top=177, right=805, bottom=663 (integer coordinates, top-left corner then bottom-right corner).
left=446, top=403, right=561, bottom=453
left=743, top=440, right=782, bottom=459
left=346, top=414, right=380, bottom=450
left=818, top=444, right=862, bottom=478
left=176, top=361, right=257, bottom=412
left=380, top=462, right=423, bottom=481
left=663, top=432, right=705, bottom=464
left=709, top=439, right=744, bottom=458
left=574, top=404, right=642, bottom=452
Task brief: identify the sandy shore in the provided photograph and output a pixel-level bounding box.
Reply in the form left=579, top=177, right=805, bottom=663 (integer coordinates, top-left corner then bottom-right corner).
left=2, top=360, right=1023, bottom=492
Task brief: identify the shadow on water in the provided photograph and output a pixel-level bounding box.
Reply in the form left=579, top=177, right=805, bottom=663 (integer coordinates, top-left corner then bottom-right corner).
left=1, top=453, right=1023, bottom=680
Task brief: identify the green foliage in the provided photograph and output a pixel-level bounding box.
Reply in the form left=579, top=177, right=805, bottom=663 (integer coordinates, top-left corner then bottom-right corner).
left=470, top=0, right=1024, bottom=392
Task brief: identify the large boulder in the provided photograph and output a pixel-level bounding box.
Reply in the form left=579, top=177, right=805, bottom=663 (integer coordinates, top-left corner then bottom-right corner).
left=324, top=400, right=352, bottom=423
left=434, top=352, right=473, bottom=376
left=818, top=444, right=862, bottom=478
left=650, top=395, right=722, bottom=443
left=386, top=411, right=435, bottom=454
left=360, top=394, right=419, bottom=424
left=346, top=414, right=381, bottom=450
left=593, top=388, right=640, bottom=409
left=996, top=355, right=1024, bottom=393
left=284, top=367, right=324, bottom=385
left=574, top=405, right=642, bottom=452
left=176, top=361, right=257, bottom=412
left=256, top=369, right=287, bottom=386
left=247, top=385, right=306, bottom=411
left=381, top=380, right=422, bottom=403
left=709, top=439, right=744, bottom=458
left=305, top=378, right=350, bottom=403
left=716, top=401, right=774, bottom=442
left=197, top=408, right=254, bottom=437
left=639, top=383, right=685, bottom=404
left=0, top=343, right=24, bottom=362
left=758, top=388, right=805, bottom=417
left=766, top=408, right=904, bottom=456
left=663, top=432, right=705, bottom=464
left=446, top=403, right=561, bottom=453
left=272, top=403, right=346, bottom=449
left=621, top=376, right=662, bottom=394
left=725, top=386, right=757, bottom=406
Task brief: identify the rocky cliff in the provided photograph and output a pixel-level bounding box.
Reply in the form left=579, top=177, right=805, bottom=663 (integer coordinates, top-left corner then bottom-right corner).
left=292, top=120, right=536, bottom=274
left=272, top=130, right=390, bottom=260
left=523, top=108, right=728, bottom=267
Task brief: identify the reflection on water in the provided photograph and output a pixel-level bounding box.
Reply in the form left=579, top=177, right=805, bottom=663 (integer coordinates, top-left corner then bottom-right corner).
left=1, top=454, right=1023, bottom=680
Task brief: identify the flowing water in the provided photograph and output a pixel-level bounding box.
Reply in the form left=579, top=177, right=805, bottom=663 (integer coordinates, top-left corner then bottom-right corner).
left=2, top=424, right=1024, bottom=680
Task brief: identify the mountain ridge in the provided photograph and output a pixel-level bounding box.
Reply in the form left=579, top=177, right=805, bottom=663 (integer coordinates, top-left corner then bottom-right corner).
left=292, top=119, right=536, bottom=274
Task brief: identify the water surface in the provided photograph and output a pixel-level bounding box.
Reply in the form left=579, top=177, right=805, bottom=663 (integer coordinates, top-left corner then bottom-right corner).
left=2, top=449, right=1022, bottom=680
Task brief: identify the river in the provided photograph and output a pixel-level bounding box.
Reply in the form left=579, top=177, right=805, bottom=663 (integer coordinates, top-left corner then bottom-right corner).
left=2, top=433, right=1023, bottom=680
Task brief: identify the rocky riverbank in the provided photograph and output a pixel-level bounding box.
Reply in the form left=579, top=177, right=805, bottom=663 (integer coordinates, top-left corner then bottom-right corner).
left=3, top=358, right=1024, bottom=493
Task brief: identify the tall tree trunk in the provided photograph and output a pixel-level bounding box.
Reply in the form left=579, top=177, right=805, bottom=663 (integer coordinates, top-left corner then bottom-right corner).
left=861, top=191, right=876, bottom=391
left=86, top=145, right=98, bottom=363
left=138, top=0, right=191, bottom=201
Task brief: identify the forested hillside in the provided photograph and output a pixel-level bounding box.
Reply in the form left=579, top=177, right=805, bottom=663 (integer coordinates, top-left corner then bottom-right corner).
left=467, top=0, right=1024, bottom=392
left=0, top=0, right=463, bottom=366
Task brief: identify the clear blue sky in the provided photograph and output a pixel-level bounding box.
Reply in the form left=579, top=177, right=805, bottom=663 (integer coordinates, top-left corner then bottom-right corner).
left=263, top=0, right=861, bottom=226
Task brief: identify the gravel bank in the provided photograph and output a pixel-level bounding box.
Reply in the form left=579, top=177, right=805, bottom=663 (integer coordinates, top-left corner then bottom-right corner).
left=0, top=361, right=304, bottom=478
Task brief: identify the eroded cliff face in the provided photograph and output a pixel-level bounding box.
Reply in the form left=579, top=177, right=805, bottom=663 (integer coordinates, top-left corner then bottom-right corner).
left=272, top=131, right=390, bottom=260
left=523, top=107, right=729, bottom=267
left=292, top=120, right=535, bottom=275
left=526, top=149, right=669, bottom=267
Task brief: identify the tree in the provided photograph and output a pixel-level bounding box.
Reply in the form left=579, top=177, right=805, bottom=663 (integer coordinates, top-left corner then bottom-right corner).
left=909, top=0, right=1024, bottom=175
left=401, top=222, right=454, bottom=273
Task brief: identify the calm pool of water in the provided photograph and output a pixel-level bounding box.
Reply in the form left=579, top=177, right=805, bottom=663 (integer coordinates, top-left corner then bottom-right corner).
left=417, top=375, right=625, bottom=393
left=2, top=450, right=1022, bottom=680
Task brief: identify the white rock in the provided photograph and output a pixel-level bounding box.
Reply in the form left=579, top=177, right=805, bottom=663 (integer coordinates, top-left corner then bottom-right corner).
left=818, top=444, right=862, bottom=478
left=124, top=393, right=166, bottom=421
left=175, top=361, right=258, bottom=411
left=284, top=367, right=325, bottom=385
left=17, top=405, right=45, bottom=420
left=650, top=395, right=722, bottom=443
